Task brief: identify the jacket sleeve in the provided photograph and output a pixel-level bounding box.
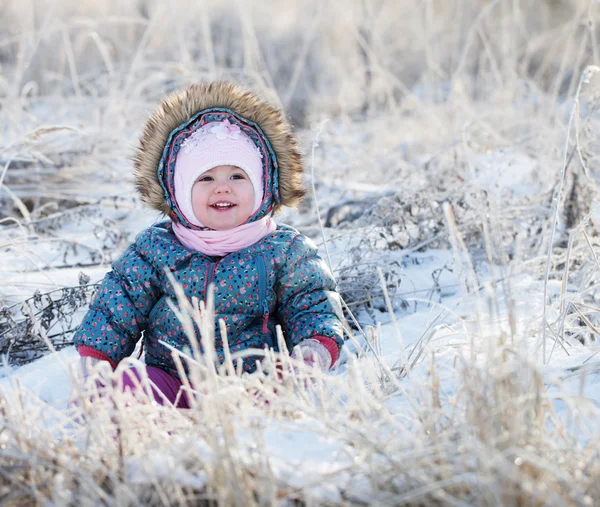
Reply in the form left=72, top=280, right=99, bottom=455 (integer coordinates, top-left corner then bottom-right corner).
left=73, top=229, right=163, bottom=366
left=275, top=234, right=344, bottom=357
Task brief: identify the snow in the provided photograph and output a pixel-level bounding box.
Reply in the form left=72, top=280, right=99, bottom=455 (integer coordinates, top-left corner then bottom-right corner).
left=2, top=232, right=598, bottom=499
left=469, top=148, right=542, bottom=197
left=1, top=13, right=600, bottom=499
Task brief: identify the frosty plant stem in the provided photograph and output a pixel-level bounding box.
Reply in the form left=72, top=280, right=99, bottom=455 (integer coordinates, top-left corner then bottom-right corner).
left=542, top=65, right=600, bottom=364
left=377, top=267, right=407, bottom=367
left=310, top=119, right=333, bottom=274
left=0, top=158, right=11, bottom=191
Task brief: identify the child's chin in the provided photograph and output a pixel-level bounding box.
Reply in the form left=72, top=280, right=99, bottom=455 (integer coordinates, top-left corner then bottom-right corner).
left=202, top=211, right=252, bottom=230
left=207, top=219, right=243, bottom=231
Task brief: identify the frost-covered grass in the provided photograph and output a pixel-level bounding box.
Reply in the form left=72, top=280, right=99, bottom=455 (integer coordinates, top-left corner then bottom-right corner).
left=2, top=0, right=600, bottom=505
left=1, top=273, right=599, bottom=505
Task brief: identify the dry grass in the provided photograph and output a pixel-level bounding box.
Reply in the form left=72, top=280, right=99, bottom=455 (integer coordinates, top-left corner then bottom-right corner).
left=1, top=0, right=600, bottom=505
left=1, top=280, right=599, bottom=505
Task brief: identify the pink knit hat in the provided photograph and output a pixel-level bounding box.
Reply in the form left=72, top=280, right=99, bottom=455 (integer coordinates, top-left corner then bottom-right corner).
left=174, top=119, right=264, bottom=227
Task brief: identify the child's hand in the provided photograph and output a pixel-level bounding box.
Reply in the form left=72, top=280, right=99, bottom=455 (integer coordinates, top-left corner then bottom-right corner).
left=291, top=338, right=332, bottom=371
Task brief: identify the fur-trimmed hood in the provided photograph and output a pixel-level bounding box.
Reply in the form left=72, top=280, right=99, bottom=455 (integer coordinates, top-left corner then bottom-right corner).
left=133, top=81, right=305, bottom=227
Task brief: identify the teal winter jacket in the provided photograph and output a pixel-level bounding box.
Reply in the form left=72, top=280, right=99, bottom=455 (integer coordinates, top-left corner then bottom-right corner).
left=74, top=221, right=343, bottom=377
left=74, top=81, right=344, bottom=376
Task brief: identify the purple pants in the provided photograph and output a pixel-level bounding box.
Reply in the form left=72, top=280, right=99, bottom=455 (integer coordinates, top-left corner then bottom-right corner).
left=120, top=366, right=190, bottom=408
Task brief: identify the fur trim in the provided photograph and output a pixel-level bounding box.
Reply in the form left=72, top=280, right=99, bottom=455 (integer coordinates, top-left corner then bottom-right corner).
left=133, top=81, right=305, bottom=216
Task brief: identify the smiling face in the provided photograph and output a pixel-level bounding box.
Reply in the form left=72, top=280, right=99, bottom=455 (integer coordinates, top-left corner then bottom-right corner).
left=191, top=165, right=255, bottom=230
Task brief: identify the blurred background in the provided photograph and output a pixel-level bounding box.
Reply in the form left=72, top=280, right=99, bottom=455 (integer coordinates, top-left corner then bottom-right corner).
left=0, top=0, right=597, bottom=228
left=1, top=0, right=598, bottom=199
left=1, top=0, right=598, bottom=122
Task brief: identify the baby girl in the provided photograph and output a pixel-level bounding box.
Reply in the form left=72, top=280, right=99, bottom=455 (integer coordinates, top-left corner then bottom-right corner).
left=73, top=81, right=344, bottom=406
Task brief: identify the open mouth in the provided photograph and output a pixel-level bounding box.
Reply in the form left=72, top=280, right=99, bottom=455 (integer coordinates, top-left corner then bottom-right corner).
left=211, top=202, right=236, bottom=210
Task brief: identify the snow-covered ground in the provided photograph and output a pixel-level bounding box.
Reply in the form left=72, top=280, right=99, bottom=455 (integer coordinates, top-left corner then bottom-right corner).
left=2, top=1, right=600, bottom=504
left=2, top=129, right=600, bottom=503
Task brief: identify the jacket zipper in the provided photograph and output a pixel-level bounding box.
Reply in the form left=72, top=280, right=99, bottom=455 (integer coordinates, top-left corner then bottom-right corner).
left=255, top=255, right=270, bottom=333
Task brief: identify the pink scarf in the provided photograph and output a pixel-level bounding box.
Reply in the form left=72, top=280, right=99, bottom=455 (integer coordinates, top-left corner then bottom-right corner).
left=172, top=217, right=277, bottom=256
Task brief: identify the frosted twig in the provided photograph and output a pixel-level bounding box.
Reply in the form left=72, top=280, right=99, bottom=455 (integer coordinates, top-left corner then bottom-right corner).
left=542, top=65, right=600, bottom=364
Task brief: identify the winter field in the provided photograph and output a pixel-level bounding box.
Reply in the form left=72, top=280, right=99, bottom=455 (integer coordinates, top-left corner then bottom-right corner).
left=1, top=0, right=600, bottom=505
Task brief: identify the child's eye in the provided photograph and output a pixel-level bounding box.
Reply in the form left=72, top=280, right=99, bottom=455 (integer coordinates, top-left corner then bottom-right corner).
left=198, top=175, right=214, bottom=182
left=231, top=173, right=247, bottom=180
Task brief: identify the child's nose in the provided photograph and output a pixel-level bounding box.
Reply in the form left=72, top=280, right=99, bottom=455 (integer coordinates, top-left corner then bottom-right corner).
left=215, top=182, right=231, bottom=193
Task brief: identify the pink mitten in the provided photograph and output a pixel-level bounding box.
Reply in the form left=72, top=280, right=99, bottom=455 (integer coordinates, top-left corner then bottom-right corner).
left=291, top=339, right=332, bottom=371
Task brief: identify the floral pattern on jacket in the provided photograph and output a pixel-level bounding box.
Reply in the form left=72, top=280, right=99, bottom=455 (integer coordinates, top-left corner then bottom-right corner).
left=73, top=222, right=344, bottom=378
